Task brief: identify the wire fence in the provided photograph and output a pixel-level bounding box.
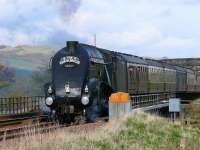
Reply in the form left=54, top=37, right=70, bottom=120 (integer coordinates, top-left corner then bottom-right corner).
left=0, top=96, right=45, bottom=115
left=131, top=93, right=175, bottom=109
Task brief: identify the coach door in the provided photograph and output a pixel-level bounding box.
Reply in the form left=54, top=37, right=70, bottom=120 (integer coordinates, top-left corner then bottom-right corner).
left=115, top=57, right=127, bottom=92
left=127, top=63, right=140, bottom=94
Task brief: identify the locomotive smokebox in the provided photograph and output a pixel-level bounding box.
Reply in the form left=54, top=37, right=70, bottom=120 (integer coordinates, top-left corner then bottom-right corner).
left=67, top=41, right=79, bottom=55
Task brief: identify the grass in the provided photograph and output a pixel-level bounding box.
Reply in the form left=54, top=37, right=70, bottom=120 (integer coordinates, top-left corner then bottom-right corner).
left=183, top=98, right=200, bottom=128
left=1, top=111, right=200, bottom=150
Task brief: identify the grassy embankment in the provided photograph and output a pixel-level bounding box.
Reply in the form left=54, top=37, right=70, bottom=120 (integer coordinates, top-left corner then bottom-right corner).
left=183, top=98, right=200, bottom=128
left=2, top=111, right=200, bottom=150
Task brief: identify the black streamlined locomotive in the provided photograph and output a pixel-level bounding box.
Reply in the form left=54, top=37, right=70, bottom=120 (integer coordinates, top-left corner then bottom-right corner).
left=44, top=41, right=112, bottom=122
left=44, top=41, right=200, bottom=123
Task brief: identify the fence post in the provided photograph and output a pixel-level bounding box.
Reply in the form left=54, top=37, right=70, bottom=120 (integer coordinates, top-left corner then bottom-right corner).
left=109, top=92, right=131, bottom=120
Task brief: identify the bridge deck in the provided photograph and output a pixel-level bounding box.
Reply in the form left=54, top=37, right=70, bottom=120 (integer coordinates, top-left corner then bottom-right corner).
left=132, top=101, right=169, bottom=112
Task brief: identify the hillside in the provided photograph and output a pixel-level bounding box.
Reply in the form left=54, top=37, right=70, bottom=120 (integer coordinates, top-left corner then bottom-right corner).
left=0, top=45, right=57, bottom=96
left=0, top=63, right=14, bottom=89
left=3, top=112, right=200, bottom=150
left=183, top=98, right=200, bottom=128
left=0, top=45, right=56, bottom=71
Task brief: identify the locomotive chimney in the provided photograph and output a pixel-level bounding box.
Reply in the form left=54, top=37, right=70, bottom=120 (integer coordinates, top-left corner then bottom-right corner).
left=67, top=41, right=78, bottom=55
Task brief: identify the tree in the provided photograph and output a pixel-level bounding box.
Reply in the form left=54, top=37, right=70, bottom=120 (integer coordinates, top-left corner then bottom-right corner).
left=0, top=67, right=15, bottom=82
left=30, top=66, right=51, bottom=95
left=0, top=64, right=4, bottom=71
left=0, top=65, right=15, bottom=90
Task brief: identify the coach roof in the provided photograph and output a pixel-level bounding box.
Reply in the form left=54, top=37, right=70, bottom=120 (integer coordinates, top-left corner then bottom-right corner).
left=145, top=59, right=163, bottom=68
left=118, top=53, right=148, bottom=65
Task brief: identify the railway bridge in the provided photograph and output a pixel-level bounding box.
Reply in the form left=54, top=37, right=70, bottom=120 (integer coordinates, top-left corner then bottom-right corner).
left=0, top=94, right=173, bottom=116
left=0, top=93, right=198, bottom=126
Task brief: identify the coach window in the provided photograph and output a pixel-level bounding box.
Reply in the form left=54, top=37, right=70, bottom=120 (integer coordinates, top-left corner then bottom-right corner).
left=141, top=67, right=143, bottom=81
left=133, top=67, right=135, bottom=82
left=129, top=67, right=133, bottom=82
left=132, top=66, right=135, bottom=82
left=142, top=67, right=144, bottom=80
left=134, top=66, right=137, bottom=81
left=138, top=66, right=141, bottom=80
left=132, top=67, right=134, bottom=82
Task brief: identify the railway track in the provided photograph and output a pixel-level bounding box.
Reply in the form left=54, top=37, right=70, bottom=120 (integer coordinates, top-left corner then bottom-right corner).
left=0, top=96, right=107, bottom=141
left=0, top=122, right=66, bottom=141
left=0, top=113, right=50, bottom=140
left=0, top=113, right=48, bottom=128
left=0, top=116, right=108, bottom=141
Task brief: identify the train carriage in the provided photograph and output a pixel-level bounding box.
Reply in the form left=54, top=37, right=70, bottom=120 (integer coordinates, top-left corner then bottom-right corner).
left=120, top=54, right=148, bottom=95
left=111, top=53, right=128, bottom=92
left=186, top=68, right=196, bottom=92
left=174, top=66, right=187, bottom=92
left=163, top=64, right=176, bottom=92
left=145, top=59, right=165, bottom=93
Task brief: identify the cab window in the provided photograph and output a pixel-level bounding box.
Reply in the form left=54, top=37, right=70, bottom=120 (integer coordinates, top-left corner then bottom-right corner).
left=89, top=62, right=106, bottom=81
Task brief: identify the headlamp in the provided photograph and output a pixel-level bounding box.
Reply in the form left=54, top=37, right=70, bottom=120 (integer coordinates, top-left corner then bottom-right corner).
left=45, top=97, right=54, bottom=106
left=81, top=95, right=89, bottom=105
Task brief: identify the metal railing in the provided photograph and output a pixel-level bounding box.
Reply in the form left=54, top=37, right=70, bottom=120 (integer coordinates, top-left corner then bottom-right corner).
left=131, top=93, right=175, bottom=109
left=0, top=96, right=45, bottom=115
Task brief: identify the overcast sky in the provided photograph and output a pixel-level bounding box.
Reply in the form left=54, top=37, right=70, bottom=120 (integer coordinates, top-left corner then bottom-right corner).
left=0, top=0, right=200, bottom=58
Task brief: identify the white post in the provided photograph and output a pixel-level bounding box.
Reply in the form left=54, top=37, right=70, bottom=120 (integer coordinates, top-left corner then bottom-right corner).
left=109, top=93, right=131, bottom=120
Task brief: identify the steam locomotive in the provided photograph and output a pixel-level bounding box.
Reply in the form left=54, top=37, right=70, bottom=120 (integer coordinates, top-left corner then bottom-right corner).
left=44, top=41, right=200, bottom=122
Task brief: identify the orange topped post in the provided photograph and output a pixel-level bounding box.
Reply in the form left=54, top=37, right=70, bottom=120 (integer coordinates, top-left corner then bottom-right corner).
left=109, top=92, right=131, bottom=119
left=109, top=92, right=130, bottom=103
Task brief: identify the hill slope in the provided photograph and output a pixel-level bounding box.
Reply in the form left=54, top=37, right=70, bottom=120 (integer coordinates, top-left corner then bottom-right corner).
left=0, top=45, right=56, bottom=71
left=0, top=45, right=56, bottom=96
left=4, top=112, right=200, bottom=150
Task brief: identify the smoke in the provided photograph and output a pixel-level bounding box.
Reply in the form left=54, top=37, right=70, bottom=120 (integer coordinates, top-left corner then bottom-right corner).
left=0, top=0, right=82, bottom=46
left=56, top=0, right=81, bottom=20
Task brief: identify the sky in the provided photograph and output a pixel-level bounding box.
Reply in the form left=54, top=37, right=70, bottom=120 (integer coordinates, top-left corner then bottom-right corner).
left=0, top=0, right=200, bottom=58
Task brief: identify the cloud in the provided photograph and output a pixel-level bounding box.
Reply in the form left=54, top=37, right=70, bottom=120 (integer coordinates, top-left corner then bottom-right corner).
left=0, top=0, right=200, bottom=57
left=70, top=0, right=200, bottom=58
left=0, top=0, right=81, bottom=46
